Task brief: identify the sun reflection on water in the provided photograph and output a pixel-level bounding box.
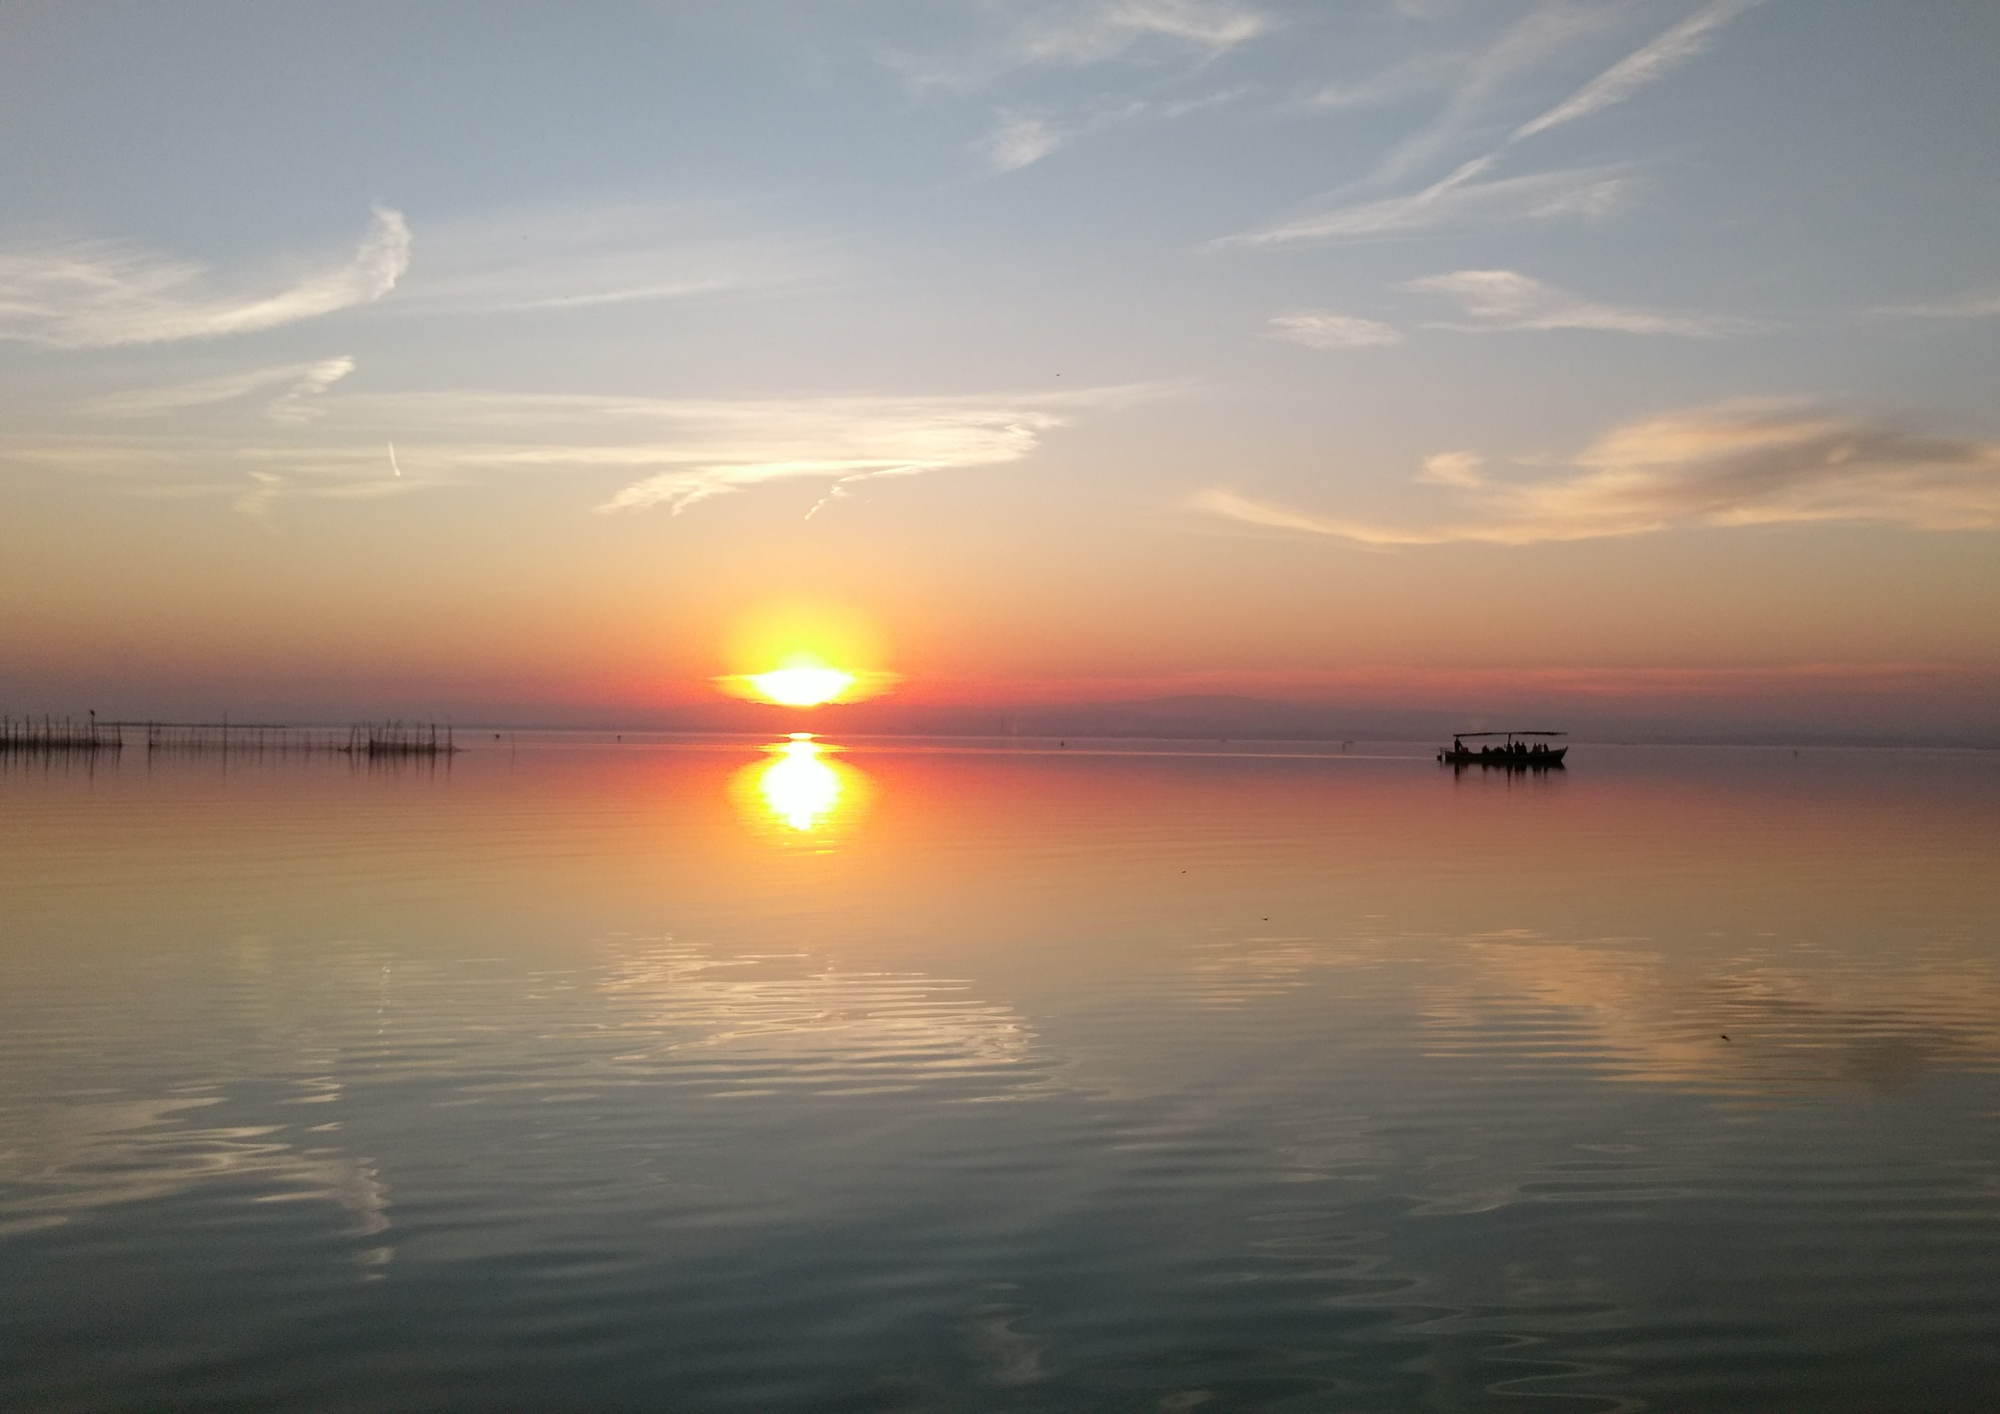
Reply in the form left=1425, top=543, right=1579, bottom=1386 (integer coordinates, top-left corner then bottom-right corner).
left=735, top=734, right=871, bottom=835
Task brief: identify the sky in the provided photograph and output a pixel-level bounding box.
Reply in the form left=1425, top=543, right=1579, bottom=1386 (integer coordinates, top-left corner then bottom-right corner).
left=3, top=0, right=1997, bottom=738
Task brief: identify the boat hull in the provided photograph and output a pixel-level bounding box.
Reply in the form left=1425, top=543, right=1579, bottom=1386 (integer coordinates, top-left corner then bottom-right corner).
left=1438, top=747, right=1567, bottom=767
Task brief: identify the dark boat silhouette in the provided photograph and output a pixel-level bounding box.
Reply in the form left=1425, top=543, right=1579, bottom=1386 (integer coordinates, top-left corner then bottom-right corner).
left=1438, top=731, right=1567, bottom=768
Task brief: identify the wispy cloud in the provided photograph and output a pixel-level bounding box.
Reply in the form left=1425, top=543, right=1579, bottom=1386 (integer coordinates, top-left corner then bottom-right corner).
left=974, top=86, right=1246, bottom=172
left=564, top=392, right=1120, bottom=514
left=386, top=201, right=818, bottom=316
left=1879, top=286, right=2000, bottom=320
left=1380, top=0, right=1761, bottom=185
left=1194, top=401, right=2000, bottom=546
left=980, top=114, right=1069, bottom=171
left=1417, top=450, right=1484, bottom=486
left=1221, top=162, right=1627, bottom=243
left=895, top=0, right=1269, bottom=89
left=1267, top=311, right=1402, bottom=348
left=1190, top=487, right=1420, bottom=544
left=1405, top=269, right=1745, bottom=334
left=1007, top=0, right=1268, bottom=66
left=1512, top=0, right=1764, bottom=141
left=0, top=209, right=408, bottom=348
left=82, top=358, right=357, bottom=421
left=1227, top=0, right=1761, bottom=246
left=9, top=384, right=1153, bottom=518
left=472, top=384, right=1148, bottom=515
left=233, top=470, right=286, bottom=521
left=264, top=359, right=358, bottom=423
left=1355, top=3, right=1622, bottom=192
left=418, top=386, right=1148, bottom=515
left=0, top=436, right=425, bottom=520
left=1300, top=51, right=1460, bottom=114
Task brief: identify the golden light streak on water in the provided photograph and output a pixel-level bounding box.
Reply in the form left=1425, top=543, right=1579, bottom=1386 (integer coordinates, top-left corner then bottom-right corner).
left=732, top=735, right=871, bottom=835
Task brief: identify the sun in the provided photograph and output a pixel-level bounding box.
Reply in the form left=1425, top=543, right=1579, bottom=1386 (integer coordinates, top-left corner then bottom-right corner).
left=745, top=664, right=857, bottom=708
left=713, top=605, right=901, bottom=708
left=718, top=654, right=890, bottom=708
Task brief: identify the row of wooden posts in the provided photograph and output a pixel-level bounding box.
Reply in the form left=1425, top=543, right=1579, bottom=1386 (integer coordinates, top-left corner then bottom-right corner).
left=0, top=716, right=459, bottom=756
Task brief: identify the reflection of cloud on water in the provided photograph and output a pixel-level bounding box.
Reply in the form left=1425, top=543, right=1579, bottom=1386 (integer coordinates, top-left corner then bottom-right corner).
left=599, top=938, right=1053, bottom=1101
left=0, top=1086, right=392, bottom=1270
left=1422, top=932, right=2000, bottom=1094
left=1181, top=936, right=1330, bottom=1008
left=963, top=1302, right=1048, bottom=1388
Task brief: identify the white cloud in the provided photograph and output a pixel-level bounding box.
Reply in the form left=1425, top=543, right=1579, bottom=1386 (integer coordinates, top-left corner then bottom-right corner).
left=976, top=86, right=1246, bottom=173
left=233, top=469, right=286, bottom=521
left=1354, top=4, right=1622, bottom=192
left=471, top=384, right=1147, bottom=514
left=1267, top=311, right=1402, bottom=348
left=888, top=0, right=1267, bottom=91
left=7, top=384, right=1153, bottom=518
left=1301, top=52, right=1458, bottom=113
left=980, top=114, right=1068, bottom=171
left=1339, top=0, right=1756, bottom=183
left=1417, top=450, right=1484, bottom=486
left=1512, top=0, right=1765, bottom=141
left=1008, top=0, right=1268, bottom=66
left=386, top=201, right=819, bottom=316
left=1229, top=0, right=1759, bottom=247
left=570, top=396, right=1072, bottom=513
left=1221, top=163, right=1627, bottom=243
left=1, top=436, right=425, bottom=517
left=264, top=358, right=358, bottom=423
left=1194, top=402, right=2000, bottom=546
left=1880, top=286, right=2000, bottom=320
left=1404, top=269, right=1745, bottom=335
left=990, top=0, right=1266, bottom=68
left=80, top=357, right=356, bottom=420
left=1189, top=487, right=1425, bottom=545
left=0, top=209, right=408, bottom=348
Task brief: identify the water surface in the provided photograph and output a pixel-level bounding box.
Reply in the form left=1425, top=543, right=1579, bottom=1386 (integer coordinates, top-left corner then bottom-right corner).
left=4, top=737, right=1998, bottom=1411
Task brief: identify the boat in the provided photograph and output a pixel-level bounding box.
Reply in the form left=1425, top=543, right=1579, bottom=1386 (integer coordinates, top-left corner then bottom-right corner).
left=1438, top=731, right=1567, bottom=768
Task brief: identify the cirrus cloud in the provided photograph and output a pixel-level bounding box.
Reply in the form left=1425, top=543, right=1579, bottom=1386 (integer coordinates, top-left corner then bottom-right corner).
left=979, top=114, right=1069, bottom=171
left=1880, top=286, right=2000, bottom=320
left=0, top=208, right=409, bottom=349
left=1224, top=0, right=1761, bottom=248
left=577, top=392, right=1103, bottom=514
left=1195, top=401, right=2000, bottom=546
left=896, top=0, right=1269, bottom=89
left=315, top=389, right=1109, bottom=514
left=1007, top=0, right=1267, bottom=67
left=1511, top=0, right=1765, bottom=142
left=1219, top=163, right=1630, bottom=245
left=3, top=383, right=1156, bottom=520
left=81, top=357, right=357, bottom=422
left=1404, top=269, right=1748, bottom=335
left=1267, top=311, right=1402, bottom=348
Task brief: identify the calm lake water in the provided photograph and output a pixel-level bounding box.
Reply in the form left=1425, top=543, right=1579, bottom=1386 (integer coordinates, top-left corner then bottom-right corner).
left=4, top=736, right=1999, bottom=1412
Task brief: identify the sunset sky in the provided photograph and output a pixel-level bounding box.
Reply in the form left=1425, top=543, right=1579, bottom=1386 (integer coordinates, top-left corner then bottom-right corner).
left=3, top=0, right=1997, bottom=736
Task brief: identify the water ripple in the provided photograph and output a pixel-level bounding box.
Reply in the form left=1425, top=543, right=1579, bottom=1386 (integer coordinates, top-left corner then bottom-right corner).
left=596, top=938, right=1059, bottom=1102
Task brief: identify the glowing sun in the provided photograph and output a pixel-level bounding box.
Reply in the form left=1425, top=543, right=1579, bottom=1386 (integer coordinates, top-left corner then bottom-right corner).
left=716, top=651, right=899, bottom=708
left=713, top=605, right=900, bottom=708
left=745, top=665, right=857, bottom=707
